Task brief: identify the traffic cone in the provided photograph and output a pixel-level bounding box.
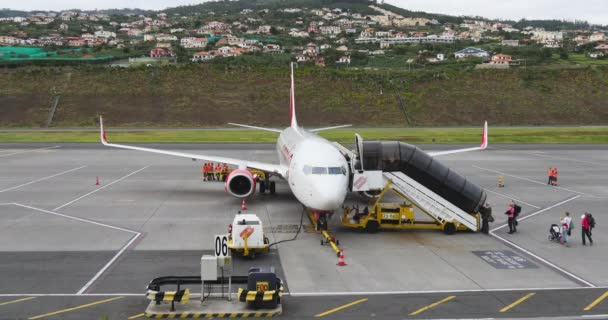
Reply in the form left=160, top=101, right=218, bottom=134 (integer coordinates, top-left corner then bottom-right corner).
left=241, top=199, right=247, bottom=211
left=95, top=176, right=100, bottom=186
left=337, top=249, right=346, bottom=266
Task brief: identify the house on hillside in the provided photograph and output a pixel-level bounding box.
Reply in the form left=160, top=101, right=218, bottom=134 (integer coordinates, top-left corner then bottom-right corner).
left=454, top=47, right=488, bottom=59
left=490, top=54, right=512, bottom=65
left=595, top=44, right=608, bottom=52
left=315, top=56, right=326, bottom=67
left=150, top=47, right=173, bottom=58
left=337, top=55, right=350, bottom=64
left=192, top=51, right=213, bottom=61
left=590, top=32, right=607, bottom=42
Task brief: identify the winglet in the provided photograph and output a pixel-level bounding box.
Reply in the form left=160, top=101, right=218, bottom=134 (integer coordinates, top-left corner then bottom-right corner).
left=480, top=120, right=488, bottom=149
left=289, top=62, right=298, bottom=129
left=100, top=116, right=108, bottom=145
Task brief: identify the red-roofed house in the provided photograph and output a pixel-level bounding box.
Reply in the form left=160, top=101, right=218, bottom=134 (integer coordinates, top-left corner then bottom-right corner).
left=337, top=55, right=350, bottom=64
left=490, top=54, right=512, bottom=65
left=192, top=51, right=213, bottom=61
left=150, top=47, right=173, bottom=58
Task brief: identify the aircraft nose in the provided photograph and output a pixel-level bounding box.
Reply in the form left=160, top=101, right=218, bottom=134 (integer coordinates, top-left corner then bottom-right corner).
left=314, top=184, right=347, bottom=211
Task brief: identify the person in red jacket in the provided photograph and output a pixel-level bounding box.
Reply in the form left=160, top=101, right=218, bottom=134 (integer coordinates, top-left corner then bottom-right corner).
left=505, top=201, right=516, bottom=234
left=582, top=213, right=593, bottom=246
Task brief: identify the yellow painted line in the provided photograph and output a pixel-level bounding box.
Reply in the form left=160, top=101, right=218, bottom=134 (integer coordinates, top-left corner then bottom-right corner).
left=0, top=297, right=36, bottom=306
left=585, top=291, right=608, bottom=311
left=28, top=296, right=122, bottom=319
left=315, top=298, right=368, bottom=317
left=409, top=296, right=456, bottom=316
left=500, top=293, right=536, bottom=313
left=128, top=313, right=145, bottom=319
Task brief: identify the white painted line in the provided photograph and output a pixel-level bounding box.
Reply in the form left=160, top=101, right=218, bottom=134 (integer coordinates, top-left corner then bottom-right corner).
left=491, top=231, right=594, bottom=288
left=76, top=232, right=141, bottom=295
left=473, top=165, right=591, bottom=196
left=288, top=286, right=603, bottom=296
left=0, top=146, right=60, bottom=157
left=0, top=166, right=87, bottom=193
left=483, top=189, right=541, bottom=209
left=53, top=166, right=149, bottom=211
left=490, top=195, right=581, bottom=232
left=582, top=315, right=608, bottom=318
left=13, top=203, right=139, bottom=235
left=0, top=293, right=142, bottom=297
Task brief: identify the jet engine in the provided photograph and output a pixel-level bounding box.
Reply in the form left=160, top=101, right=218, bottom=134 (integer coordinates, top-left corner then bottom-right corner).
left=225, top=169, right=256, bottom=198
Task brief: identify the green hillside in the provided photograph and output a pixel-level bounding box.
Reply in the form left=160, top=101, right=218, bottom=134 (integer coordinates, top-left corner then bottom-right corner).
left=1, top=65, right=607, bottom=128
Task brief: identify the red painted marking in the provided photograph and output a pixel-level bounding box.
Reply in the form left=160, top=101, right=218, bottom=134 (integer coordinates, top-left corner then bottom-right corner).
left=240, top=226, right=254, bottom=239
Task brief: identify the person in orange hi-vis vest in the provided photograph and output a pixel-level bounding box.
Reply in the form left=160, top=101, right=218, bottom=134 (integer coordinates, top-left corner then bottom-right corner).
left=215, top=163, right=222, bottom=181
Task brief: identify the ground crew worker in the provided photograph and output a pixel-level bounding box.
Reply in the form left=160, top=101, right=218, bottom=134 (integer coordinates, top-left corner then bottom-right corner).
left=547, top=167, right=554, bottom=185
left=205, top=163, right=211, bottom=181
left=553, top=167, right=559, bottom=186
left=202, top=163, right=207, bottom=181
left=215, top=163, right=222, bottom=181
left=222, top=164, right=229, bottom=181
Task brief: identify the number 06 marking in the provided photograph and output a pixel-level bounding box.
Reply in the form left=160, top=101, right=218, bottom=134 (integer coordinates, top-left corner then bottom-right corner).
left=215, top=235, right=229, bottom=257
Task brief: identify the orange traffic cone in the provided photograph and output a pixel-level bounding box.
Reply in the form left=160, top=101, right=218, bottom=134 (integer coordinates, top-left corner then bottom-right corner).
left=241, top=199, right=247, bottom=211
left=95, top=176, right=100, bottom=186
left=337, top=249, right=346, bottom=266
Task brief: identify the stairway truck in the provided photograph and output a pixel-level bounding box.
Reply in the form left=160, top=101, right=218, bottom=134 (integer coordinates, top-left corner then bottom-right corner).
left=359, top=141, right=487, bottom=214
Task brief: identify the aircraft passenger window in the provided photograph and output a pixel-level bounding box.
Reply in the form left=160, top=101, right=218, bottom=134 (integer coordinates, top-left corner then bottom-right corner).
left=328, top=167, right=344, bottom=175
left=303, top=165, right=312, bottom=175
left=312, top=167, right=327, bottom=175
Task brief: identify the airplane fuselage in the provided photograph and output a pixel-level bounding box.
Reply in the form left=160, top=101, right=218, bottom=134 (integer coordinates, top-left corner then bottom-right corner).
left=277, top=127, right=349, bottom=211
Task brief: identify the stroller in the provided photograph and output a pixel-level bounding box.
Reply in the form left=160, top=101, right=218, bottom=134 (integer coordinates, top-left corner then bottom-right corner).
left=548, top=224, right=561, bottom=242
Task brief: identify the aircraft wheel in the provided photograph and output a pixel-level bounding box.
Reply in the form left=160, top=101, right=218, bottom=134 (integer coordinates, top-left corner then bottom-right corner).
left=269, top=181, right=276, bottom=194
left=444, top=222, right=456, bottom=235
left=259, top=181, right=266, bottom=193
left=364, top=220, right=379, bottom=233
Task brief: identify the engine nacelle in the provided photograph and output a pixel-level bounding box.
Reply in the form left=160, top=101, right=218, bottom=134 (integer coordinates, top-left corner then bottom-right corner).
left=225, top=169, right=256, bottom=198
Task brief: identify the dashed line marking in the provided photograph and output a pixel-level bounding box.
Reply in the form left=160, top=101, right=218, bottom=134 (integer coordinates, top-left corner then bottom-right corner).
left=314, top=298, right=368, bottom=317
left=28, top=296, right=122, bottom=319
left=0, top=297, right=35, bottom=306
left=584, top=291, right=608, bottom=311
left=500, top=292, right=535, bottom=312
left=409, top=295, right=455, bottom=316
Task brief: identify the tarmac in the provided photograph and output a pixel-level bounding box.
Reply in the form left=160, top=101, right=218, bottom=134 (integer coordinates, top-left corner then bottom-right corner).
left=0, top=143, right=607, bottom=319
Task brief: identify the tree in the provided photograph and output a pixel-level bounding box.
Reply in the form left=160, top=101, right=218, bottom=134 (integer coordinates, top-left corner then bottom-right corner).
left=559, top=51, right=569, bottom=60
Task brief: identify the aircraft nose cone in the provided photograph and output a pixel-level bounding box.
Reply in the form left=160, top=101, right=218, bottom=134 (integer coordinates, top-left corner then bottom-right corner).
left=314, top=184, right=347, bottom=211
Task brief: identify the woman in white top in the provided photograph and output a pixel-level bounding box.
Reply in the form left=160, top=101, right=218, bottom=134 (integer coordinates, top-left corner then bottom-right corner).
left=561, top=212, right=572, bottom=245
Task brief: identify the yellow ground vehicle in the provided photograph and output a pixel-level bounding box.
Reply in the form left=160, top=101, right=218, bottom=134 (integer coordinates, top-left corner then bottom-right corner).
left=341, top=180, right=474, bottom=234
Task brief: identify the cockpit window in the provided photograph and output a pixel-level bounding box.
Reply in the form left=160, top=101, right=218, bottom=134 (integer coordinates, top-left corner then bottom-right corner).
left=312, top=167, right=328, bottom=175
left=303, top=165, right=312, bottom=175
left=303, top=165, right=346, bottom=175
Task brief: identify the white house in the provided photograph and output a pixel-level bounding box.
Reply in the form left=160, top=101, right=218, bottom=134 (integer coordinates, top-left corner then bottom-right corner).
left=337, top=55, right=351, bottom=64
left=181, top=37, right=208, bottom=48
left=454, top=47, right=489, bottom=59
left=192, top=51, right=214, bottom=61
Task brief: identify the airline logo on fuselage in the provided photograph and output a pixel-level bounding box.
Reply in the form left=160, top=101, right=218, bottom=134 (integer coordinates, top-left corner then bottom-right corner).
left=280, top=144, right=293, bottom=164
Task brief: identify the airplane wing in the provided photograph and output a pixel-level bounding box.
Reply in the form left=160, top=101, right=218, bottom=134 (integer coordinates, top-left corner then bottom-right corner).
left=427, top=121, right=488, bottom=157
left=310, top=124, right=352, bottom=132
left=100, top=116, right=287, bottom=178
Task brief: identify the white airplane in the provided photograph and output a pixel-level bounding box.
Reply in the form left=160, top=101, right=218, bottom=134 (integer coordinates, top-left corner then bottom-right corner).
left=100, top=63, right=488, bottom=213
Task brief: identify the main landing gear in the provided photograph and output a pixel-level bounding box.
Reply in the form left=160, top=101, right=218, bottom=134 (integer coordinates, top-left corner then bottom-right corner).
left=259, top=178, right=276, bottom=195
